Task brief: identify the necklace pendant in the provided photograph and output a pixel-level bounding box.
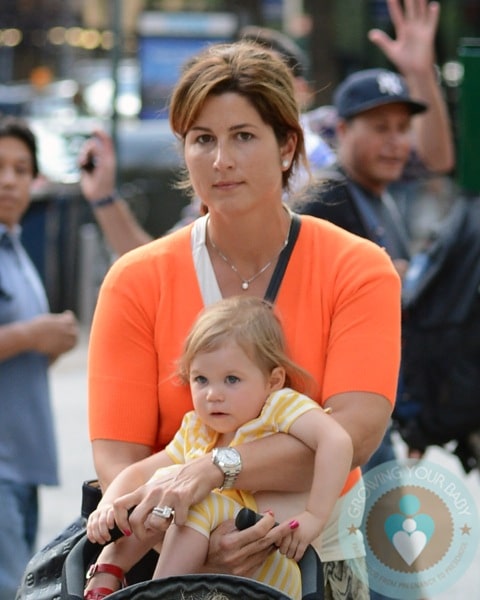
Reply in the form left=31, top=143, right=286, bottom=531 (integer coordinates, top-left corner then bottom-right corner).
left=242, top=281, right=249, bottom=290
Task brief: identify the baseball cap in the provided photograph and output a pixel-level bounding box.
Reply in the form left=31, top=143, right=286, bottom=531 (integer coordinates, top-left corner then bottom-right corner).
left=334, top=68, right=427, bottom=119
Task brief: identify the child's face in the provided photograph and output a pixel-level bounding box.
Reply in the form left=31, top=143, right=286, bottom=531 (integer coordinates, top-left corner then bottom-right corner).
left=189, top=339, right=283, bottom=438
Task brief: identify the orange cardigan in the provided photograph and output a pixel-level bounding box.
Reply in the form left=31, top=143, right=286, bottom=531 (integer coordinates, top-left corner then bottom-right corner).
left=88, top=215, right=401, bottom=493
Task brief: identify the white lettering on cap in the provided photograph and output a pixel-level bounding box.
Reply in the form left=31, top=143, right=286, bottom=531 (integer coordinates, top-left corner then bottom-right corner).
left=377, top=72, right=404, bottom=96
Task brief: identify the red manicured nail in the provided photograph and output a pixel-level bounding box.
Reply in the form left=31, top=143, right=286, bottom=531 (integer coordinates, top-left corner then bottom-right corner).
left=123, top=529, right=132, bottom=536
left=289, top=520, right=299, bottom=530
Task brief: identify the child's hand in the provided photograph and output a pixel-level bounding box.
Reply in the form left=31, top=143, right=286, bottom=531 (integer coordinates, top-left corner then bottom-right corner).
left=273, top=511, right=322, bottom=562
left=86, top=503, right=118, bottom=544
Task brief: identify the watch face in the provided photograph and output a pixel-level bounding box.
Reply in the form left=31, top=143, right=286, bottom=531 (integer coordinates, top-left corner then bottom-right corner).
left=213, top=447, right=242, bottom=489
left=221, top=447, right=240, bottom=467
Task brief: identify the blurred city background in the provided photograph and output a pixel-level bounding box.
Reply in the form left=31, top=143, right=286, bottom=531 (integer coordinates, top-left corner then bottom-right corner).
left=2, top=0, right=480, bottom=325
left=2, top=3, right=480, bottom=597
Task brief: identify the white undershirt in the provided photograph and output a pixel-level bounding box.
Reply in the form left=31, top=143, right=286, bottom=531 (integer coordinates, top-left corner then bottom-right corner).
left=191, top=215, right=223, bottom=306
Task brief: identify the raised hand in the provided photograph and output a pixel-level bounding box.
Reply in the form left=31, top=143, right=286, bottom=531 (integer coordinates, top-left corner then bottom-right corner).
left=78, top=129, right=117, bottom=202
left=369, top=0, right=454, bottom=174
left=368, top=0, right=440, bottom=76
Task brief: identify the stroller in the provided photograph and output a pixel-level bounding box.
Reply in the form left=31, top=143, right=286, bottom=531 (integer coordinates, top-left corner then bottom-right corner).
left=17, top=482, right=324, bottom=600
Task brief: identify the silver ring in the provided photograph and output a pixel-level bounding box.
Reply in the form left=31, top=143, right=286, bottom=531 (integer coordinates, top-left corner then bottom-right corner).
left=152, top=505, right=175, bottom=519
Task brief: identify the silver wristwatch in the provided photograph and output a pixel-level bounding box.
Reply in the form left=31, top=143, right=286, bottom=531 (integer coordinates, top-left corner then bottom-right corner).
left=212, top=447, right=242, bottom=490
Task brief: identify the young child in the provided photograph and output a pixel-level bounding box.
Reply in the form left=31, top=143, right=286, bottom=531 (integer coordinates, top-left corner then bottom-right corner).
left=84, top=296, right=353, bottom=600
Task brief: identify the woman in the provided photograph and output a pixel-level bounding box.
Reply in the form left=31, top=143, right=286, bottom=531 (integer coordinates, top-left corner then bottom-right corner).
left=87, top=41, right=401, bottom=598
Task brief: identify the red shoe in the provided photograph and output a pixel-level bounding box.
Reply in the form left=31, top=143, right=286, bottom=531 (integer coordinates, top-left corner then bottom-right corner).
left=84, top=563, right=126, bottom=599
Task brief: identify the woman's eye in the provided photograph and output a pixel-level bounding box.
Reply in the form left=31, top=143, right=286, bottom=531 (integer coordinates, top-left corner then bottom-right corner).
left=197, top=134, right=214, bottom=145
left=237, top=131, right=253, bottom=142
left=226, top=375, right=239, bottom=384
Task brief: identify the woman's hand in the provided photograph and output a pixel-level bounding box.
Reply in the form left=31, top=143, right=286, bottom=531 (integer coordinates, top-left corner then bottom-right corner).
left=112, top=455, right=222, bottom=540
left=368, top=0, right=439, bottom=76
left=205, top=512, right=279, bottom=577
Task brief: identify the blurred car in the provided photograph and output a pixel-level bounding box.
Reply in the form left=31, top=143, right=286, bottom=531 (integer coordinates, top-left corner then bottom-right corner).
left=0, top=79, right=80, bottom=120
left=75, top=58, right=142, bottom=119
left=0, top=82, right=33, bottom=117
left=83, top=71, right=141, bottom=119
left=29, top=79, right=80, bottom=120
left=29, top=115, right=182, bottom=188
left=29, top=116, right=101, bottom=189
left=28, top=112, right=187, bottom=243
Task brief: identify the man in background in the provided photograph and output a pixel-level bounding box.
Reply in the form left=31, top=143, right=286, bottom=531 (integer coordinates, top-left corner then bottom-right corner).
left=0, top=116, right=78, bottom=598
left=295, top=3, right=454, bottom=596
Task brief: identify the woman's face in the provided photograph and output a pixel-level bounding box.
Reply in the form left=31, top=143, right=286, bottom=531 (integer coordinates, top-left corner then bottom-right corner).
left=183, top=92, right=294, bottom=216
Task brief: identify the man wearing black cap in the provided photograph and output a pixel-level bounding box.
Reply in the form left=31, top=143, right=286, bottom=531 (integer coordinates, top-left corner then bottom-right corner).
left=296, top=2, right=454, bottom=470
left=298, top=67, right=428, bottom=275
left=297, top=0, right=454, bottom=277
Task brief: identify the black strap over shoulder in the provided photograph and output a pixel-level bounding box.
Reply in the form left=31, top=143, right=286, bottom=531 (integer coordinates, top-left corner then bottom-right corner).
left=264, top=212, right=301, bottom=304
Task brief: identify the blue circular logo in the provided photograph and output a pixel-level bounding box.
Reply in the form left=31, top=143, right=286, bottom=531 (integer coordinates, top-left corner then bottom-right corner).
left=339, top=459, right=479, bottom=598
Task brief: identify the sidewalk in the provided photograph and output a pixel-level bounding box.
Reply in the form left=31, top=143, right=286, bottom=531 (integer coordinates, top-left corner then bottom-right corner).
left=38, top=327, right=94, bottom=546
left=38, top=330, right=480, bottom=598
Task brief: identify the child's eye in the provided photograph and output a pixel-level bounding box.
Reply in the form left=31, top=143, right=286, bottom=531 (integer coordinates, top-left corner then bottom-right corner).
left=225, top=375, right=240, bottom=384
left=193, top=375, right=207, bottom=385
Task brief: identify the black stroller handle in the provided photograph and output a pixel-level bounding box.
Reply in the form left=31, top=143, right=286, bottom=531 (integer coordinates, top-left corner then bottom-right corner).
left=235, top=508, right=324, bottom=600
left=235, top=506, right=278, bottom=529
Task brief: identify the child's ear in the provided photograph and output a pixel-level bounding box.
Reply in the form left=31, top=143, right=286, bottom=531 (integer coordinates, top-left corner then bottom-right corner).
left=269, top=366, right=286, bottom=391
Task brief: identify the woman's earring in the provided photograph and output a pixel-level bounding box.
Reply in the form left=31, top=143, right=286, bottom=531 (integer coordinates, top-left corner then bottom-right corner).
left=282, top=160, right=290, bottom=169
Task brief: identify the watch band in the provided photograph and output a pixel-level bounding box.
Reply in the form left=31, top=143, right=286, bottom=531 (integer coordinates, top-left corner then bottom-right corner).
left=90, top=194, right=117, bottom=209
left=222, top=466, right=241, bottom=490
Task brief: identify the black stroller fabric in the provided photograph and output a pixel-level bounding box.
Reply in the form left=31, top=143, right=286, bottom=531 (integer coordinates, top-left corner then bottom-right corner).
left=72, top=573, right=293, bottom=600
left=16, top=480, right=102, bottom=600
left=15, top=517, right=87, bottom=600
left=106, top=574, right=295, bottom=599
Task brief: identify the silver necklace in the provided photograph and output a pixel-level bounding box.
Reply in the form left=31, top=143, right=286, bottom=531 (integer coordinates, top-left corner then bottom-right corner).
left=207, top=217, right=290, bottom=290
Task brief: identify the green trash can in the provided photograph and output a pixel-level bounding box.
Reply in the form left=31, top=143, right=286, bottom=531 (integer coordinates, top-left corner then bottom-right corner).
left=457, top=38, right=480, bottom=193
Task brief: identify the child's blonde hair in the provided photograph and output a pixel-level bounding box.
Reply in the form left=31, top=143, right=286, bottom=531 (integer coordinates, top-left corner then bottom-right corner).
left=178, top=296, right=313, bottom=393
